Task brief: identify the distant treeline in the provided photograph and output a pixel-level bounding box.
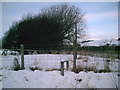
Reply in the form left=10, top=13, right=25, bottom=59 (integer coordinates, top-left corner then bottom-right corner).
left=63, top=45, right=120, bottom=52
left=78, top=46, right=120, bottom=51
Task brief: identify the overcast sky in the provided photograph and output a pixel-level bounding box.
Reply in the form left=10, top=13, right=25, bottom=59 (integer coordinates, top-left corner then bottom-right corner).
left=1, top=2, right=118, bottom=40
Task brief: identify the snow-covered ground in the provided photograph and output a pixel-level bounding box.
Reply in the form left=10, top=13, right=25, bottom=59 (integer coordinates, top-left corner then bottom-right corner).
left=0, top=54, right=119, bottom=89
left=0, top=69, right=119, bottom=88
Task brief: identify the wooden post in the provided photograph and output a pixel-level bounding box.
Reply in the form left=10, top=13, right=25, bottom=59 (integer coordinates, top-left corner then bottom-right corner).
left=66, top=61, right=69, bottom=69
left=21, top=45, right=24, bottom=69
left=73, top=23, right=77, bottom=72
left=61, top=61, right=64, bottom=76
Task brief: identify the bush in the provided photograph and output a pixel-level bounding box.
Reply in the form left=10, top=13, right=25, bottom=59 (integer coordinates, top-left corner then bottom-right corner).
left=12, top=58, right=21, bottom=71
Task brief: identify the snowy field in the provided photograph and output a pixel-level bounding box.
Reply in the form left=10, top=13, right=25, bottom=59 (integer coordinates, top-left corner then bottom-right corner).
left=0, top=53, right=119, bottom=89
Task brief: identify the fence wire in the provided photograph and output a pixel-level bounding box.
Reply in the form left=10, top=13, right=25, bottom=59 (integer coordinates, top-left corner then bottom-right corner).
left=0, top=48, right=119, bottom=72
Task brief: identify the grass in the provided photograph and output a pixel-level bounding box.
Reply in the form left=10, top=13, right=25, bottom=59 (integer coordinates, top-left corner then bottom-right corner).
left=30, top=67, right=42, bottom=71
left=45, top=68, right=61, bottom=71
left=86, top=65, right=97, bottom=72
left=75, top=66, right=83, bottom=73
left=97, top=69, right=112, bottom=73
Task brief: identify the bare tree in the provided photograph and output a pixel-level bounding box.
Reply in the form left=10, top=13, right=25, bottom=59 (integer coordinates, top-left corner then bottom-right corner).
left=41, top=3, right=87, bottom=44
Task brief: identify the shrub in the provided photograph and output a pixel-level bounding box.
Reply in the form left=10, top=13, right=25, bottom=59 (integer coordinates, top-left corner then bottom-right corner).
left=12, top=58, right=21, bottom=71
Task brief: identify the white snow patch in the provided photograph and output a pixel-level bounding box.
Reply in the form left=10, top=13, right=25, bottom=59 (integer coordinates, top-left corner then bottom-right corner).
left=1, top=70, right=118, bottom=88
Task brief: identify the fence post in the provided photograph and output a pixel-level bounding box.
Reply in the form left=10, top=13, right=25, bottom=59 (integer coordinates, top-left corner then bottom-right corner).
left=61, top=61, right=64, bottom=76
left=73, top=23, right=77, bottom=72
left=66, top=61, right=69, bottom=69
left=21, top=45, right=24, bottom=69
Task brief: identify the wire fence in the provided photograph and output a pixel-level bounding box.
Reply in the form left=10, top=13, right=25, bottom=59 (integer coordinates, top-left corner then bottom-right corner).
left=0, top=45, right=119, bottom=73
left=0, top=47, right=74, bottom=71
